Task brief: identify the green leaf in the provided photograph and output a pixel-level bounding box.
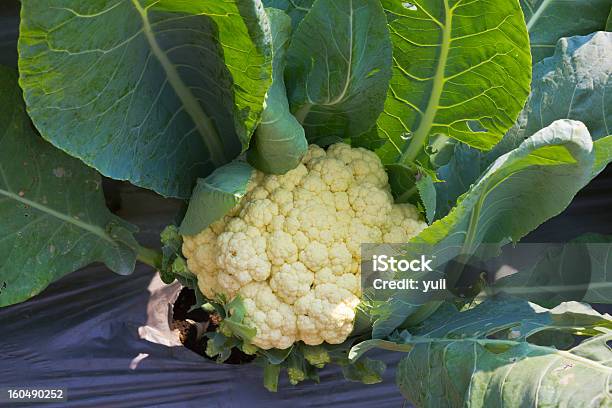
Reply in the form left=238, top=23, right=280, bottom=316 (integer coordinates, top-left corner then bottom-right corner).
left=527, top=329, right=576, bottom=349
left=357, top=298, right=611, bottom=352
left=262, top=360, right=282, bottom=392
left=159, top=225, right=182, bottom=283
left=504, top=32, right=612, bottom=148
left=427, top=134, right=457, bottom=168
left=180, top=161, right=253, bottom=236
left=286, top=351, right=319, bottom=385
left=301, top=345, right=331, bottom=368
left=594, top=135, right=612, bottom=176
left=375, top=0, right=531, bottom=166
left=488, top=32, right=611, bottom=162
left=495, top=234, right=612, bottom=304
left=341, top=357, right=386, bottom=385
left=390, top=298, right=612, bottom=407
left=386, top=163, right=419, bottom=204
left=349, top=338, right=413, bottom=363
left=422, top=119, right=594, bottom=253
left=262, top=0, right=313, bottom=27
left=0, top=67, right=138, bottom=307
left=159, top=225, right=197, bottom=284
left=372, top=119, right=596, bottom=337
left=204, top=296, right=260, bottom=360
left=285, top=0, right=393, bottom=143
left=386, top=163, right=436, bottom=222
left=221, top=295, right=258, bottom=341
left=434, top=143, right=483, bottom=219
left=18, top=0, right=272, bottom=198
left=520, top=0, right=612, bottom=63
left=434, top=32, right=612, bottom=218
left=260, top=346, right=294, bottom=364
left=420, top=297, right=612, bottom=340
left=416, top=174, right=436, bottom=224
left=247, top=9, right=307, bottom=174
left=205, top=332, right=239, bottom=363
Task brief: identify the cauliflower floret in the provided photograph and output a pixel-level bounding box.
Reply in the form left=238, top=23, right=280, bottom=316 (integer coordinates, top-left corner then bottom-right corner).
left=249, top=186, right=269, bottom=200
left=309, top=157, right=353, bottom=192
left=294, top=284, right=361, bottom=345
left=182, top=143, right=427, bottom=349
left=348, top=183, right=393, bottom=225
left=285, top=204, right=336, bottom=243
left=183, top=229, right=222, bottom=298
left=269, top=262, right=314, bottom=304
left=269, top=188, right=293, bottom=215
left=315, top=268, right=360, bottom=296
left=328, top=242, right=352, bottom=274
left=241, top=282, right=298, bottom=350
left=299, top=241, right=329, bottom=271
left=278, top=164, right=308, bottom=190
left=346, top=221, right=383, bottom=256
left=327, top=143, right=388, bottom=187
left=382, top=204, right=428, bottom=241
left=301, top=144, right=326, bottom=164
left=267, top=231, right=298, bottom=265
left=334, top=191, right=352, bottom=212
left=216, top=231, right=271, bottom=294
left=241, top=199, right=278, bottom=228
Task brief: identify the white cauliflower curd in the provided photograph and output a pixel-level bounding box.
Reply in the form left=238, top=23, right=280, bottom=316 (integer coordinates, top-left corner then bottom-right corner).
left=182, top=143, right=427, bottom=349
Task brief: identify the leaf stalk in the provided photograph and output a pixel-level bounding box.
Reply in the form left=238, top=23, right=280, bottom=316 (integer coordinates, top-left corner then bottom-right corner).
left=136, top=245, right=163, bottom=269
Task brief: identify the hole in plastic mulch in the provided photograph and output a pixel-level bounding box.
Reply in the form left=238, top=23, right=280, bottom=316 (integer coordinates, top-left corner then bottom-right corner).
left=171, top=287, right=255, bottom=365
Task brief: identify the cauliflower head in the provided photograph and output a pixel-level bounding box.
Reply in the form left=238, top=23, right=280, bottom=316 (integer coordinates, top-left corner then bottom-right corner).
left=182, top=143, right=427, bottom=349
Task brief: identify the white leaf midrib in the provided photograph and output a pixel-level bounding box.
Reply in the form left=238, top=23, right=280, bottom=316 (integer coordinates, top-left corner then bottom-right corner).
left=326, top=0, right=354, bottom=106
left=526, top=0, right=552, bottom=31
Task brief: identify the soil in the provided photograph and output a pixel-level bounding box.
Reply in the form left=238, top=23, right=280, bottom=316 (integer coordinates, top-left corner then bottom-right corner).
left=171, top=287, right=255, bottom=364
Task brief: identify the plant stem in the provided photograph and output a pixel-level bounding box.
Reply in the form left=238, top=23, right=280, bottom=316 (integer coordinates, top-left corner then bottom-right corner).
left=396, top=184, right=418, bottom=203
left=399, top=0, right=452, bottom=165
left=137, top=245, right=163, bottom=269
left=294, top=104, right=311, bottom=124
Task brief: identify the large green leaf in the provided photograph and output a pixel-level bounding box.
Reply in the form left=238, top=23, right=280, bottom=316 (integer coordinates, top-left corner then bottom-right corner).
left=505, top=32, right=612, bottom=147
left=180, top=161, right=253, bottom=236
left=373, top=0, right=531, bottom=166
left=520, top=0, right=611, bottom=63
left=285, top=0, right=393, bottom=143
left=594, top=135, right=612, bottom=176
left=371, top=119, right=596, bottom=337
left=18, top=0, right=272, bottom=198
left=352, top=297, right=612, bottom=359
left=0, top=67, right=138, bottom=307
left=435, top=32, right=612, bottom=218
left=355, top=298, right=612, bottom=408
left=247, top=9, right=307, bottom=174
left=495, top=234, right=612, bottom=304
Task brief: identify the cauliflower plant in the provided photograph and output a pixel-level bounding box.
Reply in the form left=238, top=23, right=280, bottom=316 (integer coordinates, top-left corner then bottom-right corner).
left=182, top=143, right=427, bottom=349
